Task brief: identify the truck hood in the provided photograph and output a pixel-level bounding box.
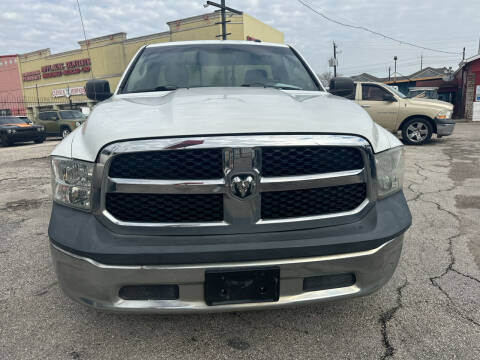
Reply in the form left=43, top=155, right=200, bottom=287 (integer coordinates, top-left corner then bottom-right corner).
left=405, top=97, right=454, bottom=111
left=58, top=87, right=400, bottom=161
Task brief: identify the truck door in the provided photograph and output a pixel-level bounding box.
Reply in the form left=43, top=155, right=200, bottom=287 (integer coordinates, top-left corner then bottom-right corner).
left=358, top=84, right=399, bottom=131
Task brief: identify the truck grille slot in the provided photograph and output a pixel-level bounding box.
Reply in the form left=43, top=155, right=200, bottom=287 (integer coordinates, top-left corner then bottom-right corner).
left=105, top=193, right=224, bottom=223
left=261, top=183, right=367, bottom=220
left=109, top=148, right=223, bottom=180
left=261, top=146, right=364, bottom=177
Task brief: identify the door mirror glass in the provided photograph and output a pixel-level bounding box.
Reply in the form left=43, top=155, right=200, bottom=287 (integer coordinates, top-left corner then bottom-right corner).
left=85, top=79, right=112, bottom=101
left=329, top=77, right=355, bottom=99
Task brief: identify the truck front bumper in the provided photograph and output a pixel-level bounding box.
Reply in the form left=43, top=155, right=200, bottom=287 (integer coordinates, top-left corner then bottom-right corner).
left=49, top=191, right=410, bottom=313
left=435, top=119, right=456, bottom=136
left=50, top=235, right=403, bottom=313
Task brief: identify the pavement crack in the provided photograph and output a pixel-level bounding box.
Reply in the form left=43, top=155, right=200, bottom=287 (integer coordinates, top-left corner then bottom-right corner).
left=424, top=198, right=480, bottom=328
left=379, top=279, right=408, bottom=360
left=407, top=183, right=423, bottom=203
left=414, top=162, right=447, bottom=174
left=450, top=268, right=480, bottom=285
left=0, top=177, right=17, bottom=183
left=33, top=281, right=58, bottom=296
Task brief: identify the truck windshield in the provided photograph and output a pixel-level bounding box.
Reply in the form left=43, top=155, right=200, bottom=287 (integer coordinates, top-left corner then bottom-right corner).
left=121, top=44, right=321, bottom=93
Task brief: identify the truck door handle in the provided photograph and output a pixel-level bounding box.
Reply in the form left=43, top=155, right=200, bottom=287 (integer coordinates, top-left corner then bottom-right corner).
left=361, top=105, right=371, bottom=108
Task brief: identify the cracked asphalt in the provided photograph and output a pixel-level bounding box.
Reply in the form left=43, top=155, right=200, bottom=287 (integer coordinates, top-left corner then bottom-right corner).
left=1, top=124, right=480, bottom=360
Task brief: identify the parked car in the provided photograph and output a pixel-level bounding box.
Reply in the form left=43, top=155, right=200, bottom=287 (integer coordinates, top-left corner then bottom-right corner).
left=0, top=116, right=45, bottom=146
left=35, top=110, right=86, bottom=138
left=332, top=81, right=455, bottom=145
left=48, top=41, right=411, bottom=313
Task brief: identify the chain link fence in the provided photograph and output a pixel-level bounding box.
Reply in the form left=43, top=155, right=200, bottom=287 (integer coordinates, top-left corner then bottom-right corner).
left=0, top=95, right=91, bottom=118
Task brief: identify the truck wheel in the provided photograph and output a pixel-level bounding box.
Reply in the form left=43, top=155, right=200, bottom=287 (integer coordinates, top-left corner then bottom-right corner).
left=61, top=128, right=71, bottom=139
left=34, top=138, right=45, bottom=144
left=401, top=118, right=432, bottom=145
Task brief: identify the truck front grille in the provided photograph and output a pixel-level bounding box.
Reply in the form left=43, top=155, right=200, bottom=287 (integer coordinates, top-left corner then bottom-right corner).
left=105, top=193, right=223, bottom=223
left=109, top=148, right=223, bottom=180
left=261, top=146, right=363, bottom=177
left=99, top=135, right=373, bottom=234
left=261, top=183, right=367, bottom=220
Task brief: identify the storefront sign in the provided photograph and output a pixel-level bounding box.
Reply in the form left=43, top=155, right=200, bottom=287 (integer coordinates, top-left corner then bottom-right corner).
left=22, top=58, right=91, bottom=82
left=52, top=87, right=86, bottom=97
left=22, top=70, right=41, bottom=81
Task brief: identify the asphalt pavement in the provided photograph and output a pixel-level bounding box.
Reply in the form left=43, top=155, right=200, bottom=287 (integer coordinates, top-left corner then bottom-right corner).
left=1, top=125, right=479, bottom=360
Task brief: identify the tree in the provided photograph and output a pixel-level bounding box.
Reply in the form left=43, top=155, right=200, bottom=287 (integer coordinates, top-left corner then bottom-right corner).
left=317, top=71, right=342, bottom=88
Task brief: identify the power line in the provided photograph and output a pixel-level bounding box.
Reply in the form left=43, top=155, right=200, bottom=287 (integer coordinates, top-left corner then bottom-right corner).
left=297, top=0, right=462, bottom=55
left=76, top=0, right=93, bottom=78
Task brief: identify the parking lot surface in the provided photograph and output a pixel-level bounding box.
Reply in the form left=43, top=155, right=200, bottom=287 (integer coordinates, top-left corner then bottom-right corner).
left=1, top=125, right=479, bottom=359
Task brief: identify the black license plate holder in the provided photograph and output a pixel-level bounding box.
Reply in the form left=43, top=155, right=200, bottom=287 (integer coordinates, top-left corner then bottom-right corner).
left=205, top=267, right=280, bottom=306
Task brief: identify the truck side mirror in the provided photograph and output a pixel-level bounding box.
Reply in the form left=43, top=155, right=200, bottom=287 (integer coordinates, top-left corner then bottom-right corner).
left=85, top=79, right=112, bottom=101
left=383, top=93, right=397, bottom=102
left=329, top=77, right=355, bottom=99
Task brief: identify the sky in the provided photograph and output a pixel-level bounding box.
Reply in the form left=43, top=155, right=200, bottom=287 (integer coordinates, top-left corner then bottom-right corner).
left=0, top=0, right=479, bottom=78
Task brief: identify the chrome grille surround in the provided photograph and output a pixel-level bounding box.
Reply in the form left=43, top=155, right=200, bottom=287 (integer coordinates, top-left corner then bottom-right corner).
left=92, top=135, right=376, bottom=236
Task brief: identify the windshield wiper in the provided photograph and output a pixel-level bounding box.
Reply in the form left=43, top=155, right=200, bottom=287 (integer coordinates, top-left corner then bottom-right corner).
left=127, top=86, right=179, bottom=93
left=241, top=82, right=302, bottom=90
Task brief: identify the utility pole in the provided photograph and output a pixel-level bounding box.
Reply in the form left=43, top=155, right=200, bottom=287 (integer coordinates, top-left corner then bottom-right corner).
left=462, top=47, right=465, bottom=61
left=420, top=54, right=423, bottom=70
left=35, top=84, right=40, bottom=108
left=388, top=67, right=391, bottom=82
left=394, top=56, right=398, bottom=83
left=333, top=41, right=337, bottom=77
left=206, top=1, right=242, bottom=40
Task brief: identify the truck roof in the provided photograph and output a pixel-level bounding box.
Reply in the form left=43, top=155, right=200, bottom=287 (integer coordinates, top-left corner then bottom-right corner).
left=146, top=40, right=289, bottom=49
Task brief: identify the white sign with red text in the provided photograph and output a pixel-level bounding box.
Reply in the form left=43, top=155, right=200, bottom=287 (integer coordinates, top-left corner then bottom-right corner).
left=52, top=87, right=86, bottom=97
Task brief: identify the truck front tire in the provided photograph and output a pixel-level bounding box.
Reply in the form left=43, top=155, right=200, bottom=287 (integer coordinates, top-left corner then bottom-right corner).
left=401, top=118, right=432, bottom=145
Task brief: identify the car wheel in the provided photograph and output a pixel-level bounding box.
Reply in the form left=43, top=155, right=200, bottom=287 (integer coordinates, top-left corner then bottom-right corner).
left=401, top=118, right=433, bottom=145
left=34, top=138, right=45, bottom=144
left=1, top=134, right=12, bottom=147
left=61, top=128, right=71, bottom=139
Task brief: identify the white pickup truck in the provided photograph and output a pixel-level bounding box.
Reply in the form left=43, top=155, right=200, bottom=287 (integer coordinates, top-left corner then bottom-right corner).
left=49, top=41, right=411, bottom=313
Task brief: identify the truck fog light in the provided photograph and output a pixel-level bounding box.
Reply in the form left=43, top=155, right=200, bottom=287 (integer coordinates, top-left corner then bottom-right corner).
left=374, top=146, right=404, bottom=198
left=51, top=157, right=94, bottom=210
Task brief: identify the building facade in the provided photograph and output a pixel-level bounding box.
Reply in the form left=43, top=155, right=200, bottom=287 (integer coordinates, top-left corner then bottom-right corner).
left=1, top=11, right=283, bottom=119
left=0, top=55, right=24, bottom=115
left=454, top=54, right=480, bottom=121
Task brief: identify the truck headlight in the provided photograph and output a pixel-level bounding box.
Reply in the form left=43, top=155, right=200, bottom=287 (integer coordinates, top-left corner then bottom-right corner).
left=7, top=129, right=16, bottom=134
left=436, top=110, right=452, bottom=120
left=375, top=146, right=404, bottom=198
left=37, top=126, right=45, bottom=132
left=75, top=121, right=81, bottom=127
left=51, top=157, right=94, bottom=210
